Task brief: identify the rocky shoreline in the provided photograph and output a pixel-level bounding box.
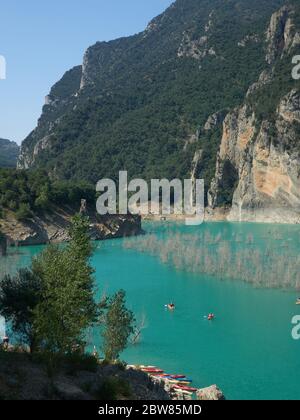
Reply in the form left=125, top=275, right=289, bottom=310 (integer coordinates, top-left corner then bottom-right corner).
left=128, top=365, right=225, bottom=401
left=0, top=349, right=225, bottom=400
left=0, top=206, right=143, bottom=250
left=143, top=206, right=300, bottom=225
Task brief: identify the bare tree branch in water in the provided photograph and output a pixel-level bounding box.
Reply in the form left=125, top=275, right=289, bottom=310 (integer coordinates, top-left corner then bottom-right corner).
left=131, top=312, right=147, bottom=345
left=124, top=230, right=300, bottom=290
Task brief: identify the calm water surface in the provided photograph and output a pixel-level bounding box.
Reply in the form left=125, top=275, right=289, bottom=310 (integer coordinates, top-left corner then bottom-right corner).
left=2, top=221, right=300, bottom=400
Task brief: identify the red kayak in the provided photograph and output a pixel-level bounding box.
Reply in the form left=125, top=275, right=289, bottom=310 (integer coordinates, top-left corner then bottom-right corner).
left=173, top=385, right=198, bottom=393
left=142, top=368, right=164, bottom=374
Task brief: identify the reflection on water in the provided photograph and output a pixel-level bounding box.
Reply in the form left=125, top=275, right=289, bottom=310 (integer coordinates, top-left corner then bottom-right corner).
left=0, top=248, right=27, bottom=339
left=0, top=249, right=24, bottom=278
left=0, top=222, right=300, bottom=399
left=124, top=222, right=300, bottom=290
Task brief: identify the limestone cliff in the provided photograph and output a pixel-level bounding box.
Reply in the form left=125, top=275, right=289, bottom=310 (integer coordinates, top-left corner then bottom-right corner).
left=208, top=4, right=300, bottom=223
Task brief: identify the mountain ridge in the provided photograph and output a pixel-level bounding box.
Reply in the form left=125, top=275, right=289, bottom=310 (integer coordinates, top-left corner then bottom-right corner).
left=17, top=0, right=300, bottom=222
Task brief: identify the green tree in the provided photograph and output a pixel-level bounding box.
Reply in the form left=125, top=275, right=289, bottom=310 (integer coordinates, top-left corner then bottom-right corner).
left=102, top=290, right=135, bottom=362
left=34, top=185, right=50, bottom=210
left=33, top=214, right=97, bottom=354
left=0, top=268, right=41, bottom=353
left=15, top=203, right=32, bottom=221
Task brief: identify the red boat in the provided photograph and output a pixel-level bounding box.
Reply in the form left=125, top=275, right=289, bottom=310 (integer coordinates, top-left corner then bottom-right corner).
left=142, top=368, right=164, bottom=374
left=170, top=375, right=186, bottom=379
left=173, top=385, right=198, bottom=393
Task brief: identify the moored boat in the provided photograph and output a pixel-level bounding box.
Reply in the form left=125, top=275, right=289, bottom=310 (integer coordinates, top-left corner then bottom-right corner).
left=142, top=369, right=164, bottom=374
left=167, top=379, right=192, bottom=385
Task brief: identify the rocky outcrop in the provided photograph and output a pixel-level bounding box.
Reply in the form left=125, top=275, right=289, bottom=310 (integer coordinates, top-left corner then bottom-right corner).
left=178, top=32, right=216, bottom=60
left=266, top=5, right=300, bottom=64
left=0, top=207, right=142, bottom=247
left=196, top=385, right=225, bottom=401
left=209, top=90, right=300, bottom=223
left=208, top=4, right=300, bottom=224
left=204, top=111, right=227, bottom=131
left=208, top=105, right=256, bottom=209
left=0, top=352, right=169, bottom=400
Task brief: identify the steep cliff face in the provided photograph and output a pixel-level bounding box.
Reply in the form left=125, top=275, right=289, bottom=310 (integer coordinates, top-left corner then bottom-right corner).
left=208, top=3, right=300, bottom=223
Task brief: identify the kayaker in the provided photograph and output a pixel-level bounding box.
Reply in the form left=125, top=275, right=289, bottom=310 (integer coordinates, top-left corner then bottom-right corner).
left=167, top=303, right=175, bottom=310
left=207, top=314, right=215, bottom=321
left=2, top=335, right=9, bottom=349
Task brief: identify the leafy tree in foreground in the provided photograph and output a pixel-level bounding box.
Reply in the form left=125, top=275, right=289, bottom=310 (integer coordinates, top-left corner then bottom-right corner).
left=102, top=290, right=135, bottom=362
left=0, top=268, right=41, bottom=353
left=33, top=214, right=98, bottom=354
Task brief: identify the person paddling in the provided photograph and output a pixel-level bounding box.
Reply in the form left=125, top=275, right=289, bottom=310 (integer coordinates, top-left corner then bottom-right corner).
left=2, top=335, right=9, bottom=349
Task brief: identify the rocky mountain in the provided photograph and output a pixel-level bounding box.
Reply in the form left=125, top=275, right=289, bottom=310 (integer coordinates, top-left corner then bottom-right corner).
left=208, top=3, right=300, bottom=223
left=0, top=139, right=19, bottom=168
left=18, top=0, right=300, bottom=222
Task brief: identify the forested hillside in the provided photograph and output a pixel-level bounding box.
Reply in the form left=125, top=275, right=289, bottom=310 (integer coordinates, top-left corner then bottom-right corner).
left=19, top=0, right=285, bottom=192
left=0, top=139, right=19, bottom=168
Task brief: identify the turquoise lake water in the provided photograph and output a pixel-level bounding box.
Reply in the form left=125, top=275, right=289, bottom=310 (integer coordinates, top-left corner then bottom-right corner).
left=1, top=221, right=300, bottom=400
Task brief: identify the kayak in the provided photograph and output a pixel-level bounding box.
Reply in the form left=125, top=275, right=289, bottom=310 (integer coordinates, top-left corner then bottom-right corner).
left=167, top=379, right=192, bottom=385
left=140, top=365, right=157, bottom=369
left=174, top=378, right=192, bottom=383
left=142, top=368, right=164, bottom=374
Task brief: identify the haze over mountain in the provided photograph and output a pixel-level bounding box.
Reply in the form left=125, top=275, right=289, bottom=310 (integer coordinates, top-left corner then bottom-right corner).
left=18, top=0, right=300, bottom=222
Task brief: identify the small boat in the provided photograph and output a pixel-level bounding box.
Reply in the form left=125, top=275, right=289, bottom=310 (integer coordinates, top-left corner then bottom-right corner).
left=174, top=378, right=192, bottom=383
left=207, top=314, right=215, bottom=321
left=142, top=368, right=164, bottom=374
left=167, top=379, right=192, bottom=385
left=173, top=385, right=198, bottom=393
left=141, top=365, right=157, bottom=368
left=166, top=303, right=176, bottom=310
left=155, top=374, right=175, bottom=378
left=170, top=375, right=186, bottom=379
left=296, top=299, right=300, bottom=305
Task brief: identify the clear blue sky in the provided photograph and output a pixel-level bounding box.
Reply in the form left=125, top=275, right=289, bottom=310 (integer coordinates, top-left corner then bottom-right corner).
left=0, top=0, right=173, bottom=144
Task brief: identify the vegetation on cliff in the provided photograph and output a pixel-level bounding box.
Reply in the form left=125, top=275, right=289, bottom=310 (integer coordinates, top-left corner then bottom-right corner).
left=0, top=139, right=19, bottom=168
left=19, top=0, right=285, bottom=191
left=0, top=168, right=95, bottom=221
